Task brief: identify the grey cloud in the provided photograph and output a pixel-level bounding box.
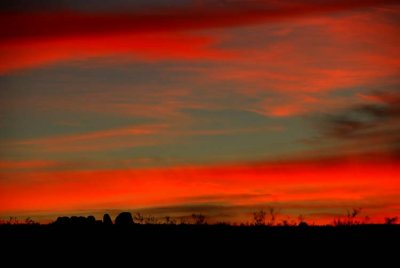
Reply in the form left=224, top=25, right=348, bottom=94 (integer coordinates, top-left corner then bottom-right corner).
left=320, top=90, right=400, bottom=156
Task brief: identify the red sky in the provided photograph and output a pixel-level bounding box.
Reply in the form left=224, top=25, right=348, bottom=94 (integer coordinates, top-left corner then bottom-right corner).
left=0, top=0, right=399, bottom=224
left=1, top=158, right=399, bottom=224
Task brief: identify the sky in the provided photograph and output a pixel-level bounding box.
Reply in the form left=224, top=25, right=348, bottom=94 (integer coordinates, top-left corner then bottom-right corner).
left=0, top=0, right=399, bottom=224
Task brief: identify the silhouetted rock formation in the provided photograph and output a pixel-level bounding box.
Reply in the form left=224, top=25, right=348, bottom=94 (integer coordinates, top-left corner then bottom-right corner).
left=103, top=214, right=113, bottom=225
left=115, top=212, right=133, bottom=226
left=54, top=216, right=97, bottom=225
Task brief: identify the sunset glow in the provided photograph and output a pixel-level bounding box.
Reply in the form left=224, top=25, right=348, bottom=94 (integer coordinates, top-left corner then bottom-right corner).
left=0, top=0, right=399, bottom=224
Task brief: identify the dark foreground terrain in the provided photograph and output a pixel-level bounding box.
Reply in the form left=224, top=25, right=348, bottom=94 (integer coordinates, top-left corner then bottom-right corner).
left=1, top=224, right=399, bottom=261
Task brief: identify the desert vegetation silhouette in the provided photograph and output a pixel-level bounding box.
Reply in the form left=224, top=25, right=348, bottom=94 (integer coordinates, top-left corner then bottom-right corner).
left=1, top=206, right=398, bottom=228
left=1, top=209, right=399, bottom=254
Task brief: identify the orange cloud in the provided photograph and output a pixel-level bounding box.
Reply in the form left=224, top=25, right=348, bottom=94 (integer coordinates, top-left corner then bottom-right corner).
left=1, top=159, right=399, bottom=224
left=1, top=1, right=398, bottom=73
left=2, top=1, right=395, bottom=43
left=0, top=33, right=232, bottom=74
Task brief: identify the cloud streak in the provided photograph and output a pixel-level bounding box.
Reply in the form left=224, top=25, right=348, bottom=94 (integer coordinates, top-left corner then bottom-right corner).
left=319, top=90, right=400, bottom=157
left=1, top=158, right=399, bottom=224
left=0, top=124, right=167, bottom=153
left=1, top=1, right=399, bottom=224
left=1, top=0, right=397, bottom=43
left=1, top=0, right=398, bottom=73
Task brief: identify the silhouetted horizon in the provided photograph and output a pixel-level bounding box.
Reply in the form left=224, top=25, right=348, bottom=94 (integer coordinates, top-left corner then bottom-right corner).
left=2, top=211, right=399, bottom=227
left=2, top=0, right=400, bottom=225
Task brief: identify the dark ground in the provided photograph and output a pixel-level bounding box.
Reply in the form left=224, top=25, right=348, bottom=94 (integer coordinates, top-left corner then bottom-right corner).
left=1, top=224, right=399, bottom=261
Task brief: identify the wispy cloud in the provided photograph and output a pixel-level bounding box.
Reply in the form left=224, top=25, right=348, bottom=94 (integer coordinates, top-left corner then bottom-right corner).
left=0, top=117, right=280, bottom=154
left=1, top=1, right=399, bottom=225
left=1, top=158, right=399, bottom=223
left=0, top=123, right=167, bottom=153
left=318, top=90, right=400, bottom=157
left=2, top=1, right=396, bottom=43
left=1, top=0, right=398, bottom=73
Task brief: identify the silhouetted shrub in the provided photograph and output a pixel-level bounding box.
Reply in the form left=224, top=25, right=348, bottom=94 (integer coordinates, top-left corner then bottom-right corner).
left=346, top=208, right=362, bottom=225
left=103, top=214, right=113, bottom=225
left=179, top=217, right=190, bottom=225
left=298, top=221, right=309, bottom=228
left=55, top=216, right=70, bottom=225
left=333, top=208, right=363, bottom=226
left=267, top=207, right=278, bottom=226
left=385, top=217, right=398, bottom=225
left=54, top=216, right=99, bottom=225
left=115, top=212, right=133, bottom=226
left=297, top=215, right=308, bottom=227
left=192, top=214, right=206, bottom=225
left=70, top=216, right=88, bottom=225
left=87, top=216, right=96, bottom=224
left=4, top=217, right=19, bottom=225
left=164, top=216, right=177, bottom=225
left=24, top=217, right=38, bottom=225
left=144, top=215, right=159, bottom=224
left=253, top=210, right=266, bottom=226
left=134, top=213, right=144, bottom=224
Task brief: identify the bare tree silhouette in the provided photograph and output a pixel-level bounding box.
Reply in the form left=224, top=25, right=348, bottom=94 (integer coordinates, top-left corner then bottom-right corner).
left=144, top=215, right=159, bottom=224
left=6, top=217, right=19, bottom=225
left=267, top=207, right=278, bottom=226
left=333, top=208, right=363, bottom=226
left=346, top=208, right=362, bottom=225
left=192, top=214, right=206, bottom=225
left=179, top=216, right=190, bottom=225
left=25, top=217, right=37, bottom=225
left=253, top=210, right=266, bottom=226
left=134, top=213, right=145, bottom=224
left=164, top=216, right=177, bottom=225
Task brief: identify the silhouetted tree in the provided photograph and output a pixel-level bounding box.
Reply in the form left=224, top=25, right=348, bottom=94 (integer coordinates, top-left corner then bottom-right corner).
left=115, top=212, right=133, bottom=226
left=5, top=217, right=19, bottom=225
left=164, top=216, right=177, bottom=225
left=144, top=215, right=159, bottom=224
left=333, top=216, right=343, bottom=226
left=70, top=216, right=88, bottom=225
left=55, top=216, right=70, bottom=225
left=25, top=217, right=37, bottom=225
left=179, top=217, right=189, bottom=225
left=281, top=220, right=289, bottom=226
left=54, top=216, right=98, bottom=225
left=253, top=210, right=266, bottom=226
left=333, top=208, right=363, bottom=226
left=346, top=208, right=362, bottom=225
left=87, top=216, right=96, bottom=224
left=268, top=207, right=278, bottom=226
left=103, top=214, right=113, bottom=225
left=385, top=217, right=398, bottom=225
left=192, top=214, right=206, bottom=225
left=298, top=221, right=309, bottom=228
left=134, top=213, right=145, bottom=224
left=267, top=207, right=278, bottom=226
left=297, top=214, right=308, bottom=227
